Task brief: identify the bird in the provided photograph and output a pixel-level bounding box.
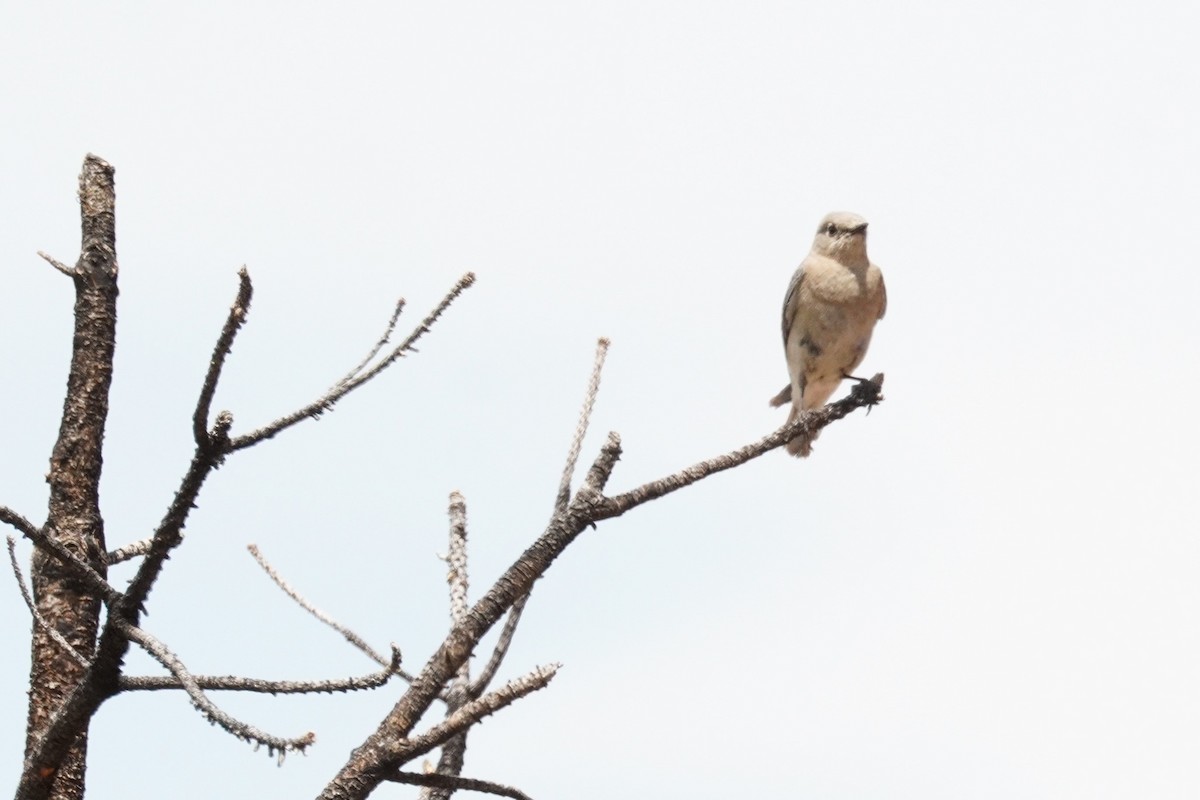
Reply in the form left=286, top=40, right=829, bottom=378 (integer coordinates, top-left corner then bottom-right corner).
left=770, top=211, right=887, bottom=457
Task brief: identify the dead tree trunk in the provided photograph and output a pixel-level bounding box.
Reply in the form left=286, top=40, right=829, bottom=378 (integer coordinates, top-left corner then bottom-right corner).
left=26, top=156, right=118, bottom=800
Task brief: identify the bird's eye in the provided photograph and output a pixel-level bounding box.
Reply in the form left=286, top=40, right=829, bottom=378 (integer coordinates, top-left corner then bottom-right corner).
left=824, top=223, right=838, bottom=235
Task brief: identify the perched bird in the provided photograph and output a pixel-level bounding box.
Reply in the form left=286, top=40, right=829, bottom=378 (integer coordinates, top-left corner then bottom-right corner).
left=770, top=212, right=887, bottom=457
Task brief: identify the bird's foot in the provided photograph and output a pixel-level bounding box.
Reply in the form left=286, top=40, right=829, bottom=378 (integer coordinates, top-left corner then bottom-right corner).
left=843, top=372, right=885, bottom=414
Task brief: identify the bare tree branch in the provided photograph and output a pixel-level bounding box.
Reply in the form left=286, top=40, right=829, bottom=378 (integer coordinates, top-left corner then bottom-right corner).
left=446, top=491, right=470, bottom=627
left=394, top=664, right=559, bottom=763
left=319, top=370, right=885, bottom=799
left=6, top=536, right=91, bottom=669
left=555, top=337, right=610, bottom=513
left=18, top=158, right=494, bottom=800
left=227, top=272, right=476, bottom=452
left=592, top=373, right=885, bottom=520
left=22, top=272, right=475, bottom=796
left=193, top=267, right=253, bottom=448
left=104, top=536, right=153, bottom=565
left=0, top=505, right=39, bottom=540
left=122, top=409, right=234, bottom=616
left=14, top=155, right=891, bottom=800
left=580, top=431, right=623, bottom=496
left=333, top=297, right=406, bottom=388
left=112, top=617, right=315, bottom=760
left=320, top=427, right=628, bottom=797
left=420, top=493, right=475, bottom=800
left=37, top=249, right=75, bottom=277
left=391, top=771, right=533, bottom=800
left=120, top=645, right=402, bottom=694
left=468, top=593, right=529, bottom=699
left=247, top=544, right=412, bottom=679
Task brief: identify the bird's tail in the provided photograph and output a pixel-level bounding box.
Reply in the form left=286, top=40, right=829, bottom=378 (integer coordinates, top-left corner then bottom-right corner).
left=785, top=404, right=817, bottom=458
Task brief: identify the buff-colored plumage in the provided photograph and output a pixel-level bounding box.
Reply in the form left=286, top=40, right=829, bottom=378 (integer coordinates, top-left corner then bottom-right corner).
left=770, top=212, right=887, bottom=457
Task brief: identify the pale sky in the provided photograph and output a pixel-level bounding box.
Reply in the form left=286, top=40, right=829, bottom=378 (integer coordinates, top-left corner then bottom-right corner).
left=2, top=3, right=1198, bottom=799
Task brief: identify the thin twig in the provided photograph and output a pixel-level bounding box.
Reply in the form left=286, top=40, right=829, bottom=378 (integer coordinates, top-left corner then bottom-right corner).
left=469, top=593, right=529, bottom=698
left=555, top=338, right=610, bottom=513
left=393, top=664, right=560, bottom=763
left=0, top=506, right=41, bottom=541
left=120, top=645, right=402, bottom=694
left=332, top=298, right=406, bottom=388
left=37, top=250, right=75, bottom=277
left=105, top=536, right=153, bottom=565
left=113, top=617, right=315, bottom=761
left=6, top=537, right=91, bottom=668
left=247, top=544, right=412, bottom=678
left=391, top=771, right=533, bottom=800
left=228, top=273, right=476, bottom=452
left=193, top=267, right=253, bottom=448
left=446, top=491, right=470, bottom=627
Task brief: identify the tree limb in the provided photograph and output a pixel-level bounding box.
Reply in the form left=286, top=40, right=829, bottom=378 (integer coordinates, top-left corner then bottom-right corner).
left=248, top=544, right=413, bottom=680
left=592, top=373, right=885, bottom=520
left=6, top=536, right=91, bottom=669
left=390, top=771, right=532, bottom=800
left=394, top=665, right=559, bottom=764
left=104, top=536, right=153, bottom=565
left=468, top=592, right=529, bottom=699
left=113, top=618, right=315, bottom=760
left=554, top=337, right=609, bottom=513
left=332, top=298, right=406, bottom=388
left=37, top=250, right=75, bottom=277
left=0, top=511, right=121, bottom=607
left=420, top=493, right=476, bottom=800
left=227, top=272, right=475, bottom=452
left=319, top=373, right=885, bottom=799
left=120, top=644, right=402, bottom=694
left=193, top=267, right=253, bottom=448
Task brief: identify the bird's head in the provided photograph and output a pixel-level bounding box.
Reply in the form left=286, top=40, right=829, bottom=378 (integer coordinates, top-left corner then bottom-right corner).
left=812, top=212, right=869, bottom=261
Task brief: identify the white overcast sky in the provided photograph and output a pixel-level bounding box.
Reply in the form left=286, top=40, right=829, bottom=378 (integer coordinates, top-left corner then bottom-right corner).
left=2, top=3, right=1199, bottom=799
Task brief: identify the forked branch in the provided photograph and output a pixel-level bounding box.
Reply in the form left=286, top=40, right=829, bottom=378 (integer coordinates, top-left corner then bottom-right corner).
left=114, top=618, right=315, bottom=761
left=319, top=362, right=884, bottom=800
left=227, top=272, right=476, bottom=451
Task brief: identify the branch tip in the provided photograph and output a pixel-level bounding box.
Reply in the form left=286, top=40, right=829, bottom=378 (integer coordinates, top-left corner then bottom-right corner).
left=248, top=544, right=410, bottom=678
left=193, top=269, right=254, bottom=447
left=555, top=338, right=612, bottom=511
left=228, top=274, right=475, bottom=451
left=37, top=250, right=75, bottom=277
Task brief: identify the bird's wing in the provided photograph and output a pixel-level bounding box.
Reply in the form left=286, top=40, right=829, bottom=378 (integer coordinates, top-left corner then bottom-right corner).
left=878, top=271, right=887, bottom=320
left=781, top=263, right=806, bottom=344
